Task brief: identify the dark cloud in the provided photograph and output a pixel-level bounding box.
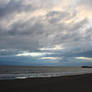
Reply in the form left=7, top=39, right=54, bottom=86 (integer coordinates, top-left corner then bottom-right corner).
left=46, top=11, right=70, bottom=24
left=0, top=0, right=34, bottom=17
left=68, top=50, right=92, bottom=57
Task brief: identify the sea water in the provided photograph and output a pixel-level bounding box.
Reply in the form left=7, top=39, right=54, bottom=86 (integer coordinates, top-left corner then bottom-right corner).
left=0, top=66, right=92, bottom=80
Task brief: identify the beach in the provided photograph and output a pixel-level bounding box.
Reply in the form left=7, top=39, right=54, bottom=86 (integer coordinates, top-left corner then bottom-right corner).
left=0, top=73, right=92, bottom=92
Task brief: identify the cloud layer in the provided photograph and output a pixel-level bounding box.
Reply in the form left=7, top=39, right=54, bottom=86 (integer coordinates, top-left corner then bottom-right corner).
left=0, top=0, right=92, bottom=66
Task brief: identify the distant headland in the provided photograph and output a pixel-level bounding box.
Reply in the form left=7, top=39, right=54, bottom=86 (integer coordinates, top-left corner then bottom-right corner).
left=82, top=66, right=92, bottom=68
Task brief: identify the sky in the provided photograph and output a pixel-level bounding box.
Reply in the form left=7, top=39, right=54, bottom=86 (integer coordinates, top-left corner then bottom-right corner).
left=0, top=0, right=92, bottom=66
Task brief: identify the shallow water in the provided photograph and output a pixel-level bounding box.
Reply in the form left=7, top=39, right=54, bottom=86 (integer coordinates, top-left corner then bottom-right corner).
left=0, top=66, right=92, bottom=80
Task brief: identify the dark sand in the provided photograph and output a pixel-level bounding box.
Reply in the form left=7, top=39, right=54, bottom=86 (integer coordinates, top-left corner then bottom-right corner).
left=0, top=73, right=92, bottom=92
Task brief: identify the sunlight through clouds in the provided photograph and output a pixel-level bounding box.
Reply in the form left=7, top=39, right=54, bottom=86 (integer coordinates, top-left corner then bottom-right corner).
left=76, top=57, right=92, bottom=61
left=16, top=51, right=53, bottom=57
left=40, top=57, right=60, bottom=60
left=39, top=45, right=64, bottom=51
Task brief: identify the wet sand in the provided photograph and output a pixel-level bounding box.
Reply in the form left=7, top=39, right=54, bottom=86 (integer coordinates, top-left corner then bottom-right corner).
left=0, top=73, right=92, bottom=92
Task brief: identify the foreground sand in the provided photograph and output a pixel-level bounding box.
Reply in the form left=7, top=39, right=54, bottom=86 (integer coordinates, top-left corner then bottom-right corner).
left=0, top=73, right=92, bottom=92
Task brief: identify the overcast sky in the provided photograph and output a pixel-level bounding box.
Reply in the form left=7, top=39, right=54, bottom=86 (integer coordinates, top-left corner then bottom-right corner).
left=0, top=0, right=92, bottom=66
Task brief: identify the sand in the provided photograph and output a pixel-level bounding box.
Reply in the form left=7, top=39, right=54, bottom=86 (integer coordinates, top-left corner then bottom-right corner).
left=0, top=73, right=92, bottom=92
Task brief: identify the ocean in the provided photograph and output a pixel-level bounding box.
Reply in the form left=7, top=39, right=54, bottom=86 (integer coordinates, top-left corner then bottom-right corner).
left=0, top=66, right=92, bottom=80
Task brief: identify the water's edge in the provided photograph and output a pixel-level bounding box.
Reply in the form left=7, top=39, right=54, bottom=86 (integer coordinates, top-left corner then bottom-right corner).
left=0, top=66, right=92, bottom=80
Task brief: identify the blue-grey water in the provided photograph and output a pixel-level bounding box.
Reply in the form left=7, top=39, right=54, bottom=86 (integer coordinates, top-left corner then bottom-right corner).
left=0, top=66, right=92, bottom=80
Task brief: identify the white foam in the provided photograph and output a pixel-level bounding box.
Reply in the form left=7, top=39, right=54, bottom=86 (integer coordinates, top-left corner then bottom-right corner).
left=16, top=77, right=27, bottom=79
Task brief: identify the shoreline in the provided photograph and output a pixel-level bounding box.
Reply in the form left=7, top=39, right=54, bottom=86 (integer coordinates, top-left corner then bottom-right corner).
left=0, top=73, right=92, bottom=92
left=0, top=72, right=92, bottom=80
